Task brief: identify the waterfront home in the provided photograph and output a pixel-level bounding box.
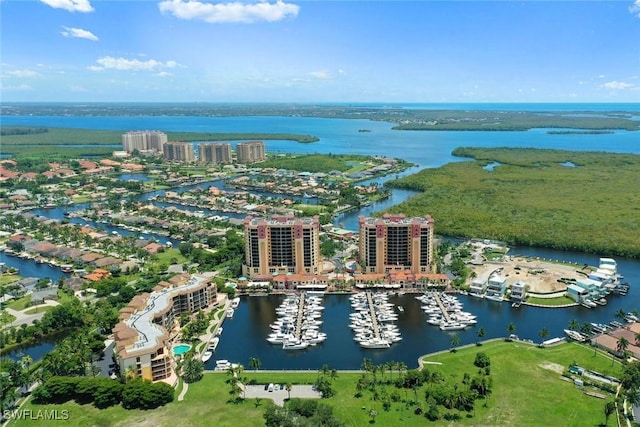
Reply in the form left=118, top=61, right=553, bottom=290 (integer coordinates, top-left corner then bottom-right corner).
left=566, top=283, right=589, bottom=302
left=575, top=277, right=608, bottom=299
left=469, top=276, right=488, bottom=297
left=485, top=274, right=507, bottom=300
left=510, top=280, right=527, bottom=301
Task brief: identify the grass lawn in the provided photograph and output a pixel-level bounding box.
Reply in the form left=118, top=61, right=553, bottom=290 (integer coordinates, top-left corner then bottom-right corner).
left=0, top=311, right=16, bottom=324
left=0, top=275, right=22, bottom=286
left=526, top=296, right=577, bottom=306
left=22, top=305, right=54, bottom=315
left=6, top=296, right=32, bottom=311
left=8, top=341, right=623, bottom=427
left=419, top=340, right=622, bottom=426
left=152, top=248, right=187, bottom=266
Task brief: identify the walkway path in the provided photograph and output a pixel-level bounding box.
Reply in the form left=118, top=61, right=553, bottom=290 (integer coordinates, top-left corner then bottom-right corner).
left=177, top=381, right=189, bottom=401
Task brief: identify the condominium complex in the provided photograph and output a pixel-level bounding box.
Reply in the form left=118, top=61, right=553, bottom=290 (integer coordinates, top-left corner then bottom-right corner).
left=236, top=141, right=266, bottom=164
left=163, top=141, right=195, bottom=162
left=113, top=274, right=217, bottom=384
left=199, top=142, right=232, bottom=164
left=122, top=131, right=167, bottom=153
left=358, top=214, right=435, bottom=274
left=242, top=215, right=321, bottom=277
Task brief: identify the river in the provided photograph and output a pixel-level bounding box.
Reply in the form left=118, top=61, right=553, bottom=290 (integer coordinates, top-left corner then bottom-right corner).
left=2, top=106, right=640, bottom=367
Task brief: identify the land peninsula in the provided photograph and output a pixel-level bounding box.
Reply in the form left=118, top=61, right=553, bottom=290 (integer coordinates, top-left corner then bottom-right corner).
left=0, top=127, right=319, bottom=158
left=3, top=103, right=639, bottom=132
left=386, top=147, right=640, bottom=258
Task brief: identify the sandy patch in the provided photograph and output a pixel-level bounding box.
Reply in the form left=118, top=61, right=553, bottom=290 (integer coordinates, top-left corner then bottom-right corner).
left=468, top=255, right=588, bottom=294
left=539, top=362, right=565, bottom=374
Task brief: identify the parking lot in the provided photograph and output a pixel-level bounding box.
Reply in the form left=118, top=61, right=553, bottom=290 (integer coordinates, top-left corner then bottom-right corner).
left=243, top=384, right=321, bottom=406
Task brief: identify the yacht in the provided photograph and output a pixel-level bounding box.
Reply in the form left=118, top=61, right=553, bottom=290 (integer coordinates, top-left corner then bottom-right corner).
left=564, top=329, right=586, bottom=342
left=231, top=297, right=240, bottom=309
left=360, top=338, right=391, bottom=349
left=226, top=308, right=235, bottom=318
left=209, top=336, right=219, bottom=351
left=282, top=339, right=309, bottom=350
left=439, top=321, right=467, bottom=331
left=201, top=351, right=213, bottom=362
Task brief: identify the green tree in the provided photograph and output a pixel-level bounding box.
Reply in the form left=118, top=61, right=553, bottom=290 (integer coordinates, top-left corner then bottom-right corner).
left=538, top=328, right=550, bottom=346
left=182, top=358, right=204, bottom=383
left=248, top=357, right=261, bottom=372
left=604, top=400, right=616, bottom=426
left=568, top=319, right=580, bottom=331
left=450, top=334, right=460, bottom=351
left=506, top=322, right=516, bottom=339
left=476, top=327, right=486, bottom=345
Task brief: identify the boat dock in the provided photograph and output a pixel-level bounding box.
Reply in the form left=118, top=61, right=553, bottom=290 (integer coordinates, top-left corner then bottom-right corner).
left=293, top=292, right=306, bottom=340
left=432, top=293, right=452, bottom=323
left=365, top=292, right=382, bottom=340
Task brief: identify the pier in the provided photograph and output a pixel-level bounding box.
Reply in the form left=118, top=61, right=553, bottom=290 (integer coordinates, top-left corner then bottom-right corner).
left=432, top=293, right=452, bottom=323
left=293, top=292, right=306, bottom=340
left=365, top=292, right=382, bottom=340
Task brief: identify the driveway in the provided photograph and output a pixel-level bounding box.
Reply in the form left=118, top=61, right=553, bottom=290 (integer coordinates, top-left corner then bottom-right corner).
left=243, top=384, right=321, bottom=406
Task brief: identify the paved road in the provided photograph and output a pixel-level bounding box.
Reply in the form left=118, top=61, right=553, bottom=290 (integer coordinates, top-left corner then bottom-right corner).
left=243, top=384, right=321, bottom=406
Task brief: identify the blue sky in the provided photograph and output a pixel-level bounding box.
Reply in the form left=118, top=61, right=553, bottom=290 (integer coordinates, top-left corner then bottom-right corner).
left=1, top=0, right=639, bottom=103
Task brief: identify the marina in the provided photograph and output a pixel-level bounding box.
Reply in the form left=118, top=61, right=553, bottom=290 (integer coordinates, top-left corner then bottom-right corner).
left=266, top=293, right=326, bottom=350
left=349, top=292, right=402, bottom=349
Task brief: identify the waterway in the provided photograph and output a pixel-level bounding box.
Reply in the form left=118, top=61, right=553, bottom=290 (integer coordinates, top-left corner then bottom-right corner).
left=2, top=107, right=640, bottom=367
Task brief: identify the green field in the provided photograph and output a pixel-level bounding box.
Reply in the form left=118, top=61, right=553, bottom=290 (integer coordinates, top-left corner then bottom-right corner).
left=387, top=147, right=640, bottom=258
left=9, top=340, right=623, bottom=427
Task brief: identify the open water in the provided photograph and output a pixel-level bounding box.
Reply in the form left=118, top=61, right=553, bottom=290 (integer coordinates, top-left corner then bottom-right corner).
left=2, top=103, right=640, bottom=367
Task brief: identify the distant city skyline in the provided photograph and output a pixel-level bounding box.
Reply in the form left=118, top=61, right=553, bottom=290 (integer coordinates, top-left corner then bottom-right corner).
left=1, top=0, right=639, bottom=103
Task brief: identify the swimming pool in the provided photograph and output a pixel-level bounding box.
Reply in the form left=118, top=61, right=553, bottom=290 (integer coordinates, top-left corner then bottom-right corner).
left=173, top=343, right=192, bottom=356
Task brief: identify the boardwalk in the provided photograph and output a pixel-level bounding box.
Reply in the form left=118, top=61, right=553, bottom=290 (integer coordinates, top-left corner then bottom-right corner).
left=365, top=292, right=382, bottom=340
left=293, top=292, right=306, bottom=340
left=432, top=292, right=452, bottom=323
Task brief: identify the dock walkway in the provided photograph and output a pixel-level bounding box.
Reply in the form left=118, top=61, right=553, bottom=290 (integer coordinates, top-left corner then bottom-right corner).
left=432, top=293, right=452, bottom=323
left=293, top=293, right=306, bottom=340
left=365, top=292, right=382, bottom=340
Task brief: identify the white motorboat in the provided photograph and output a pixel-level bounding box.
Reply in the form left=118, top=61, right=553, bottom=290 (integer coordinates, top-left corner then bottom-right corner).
left=231, top=297, right=240, bottom=309
left=201, top=351, right=213, bottom=362
left=360, top=339, right=391, bottom=349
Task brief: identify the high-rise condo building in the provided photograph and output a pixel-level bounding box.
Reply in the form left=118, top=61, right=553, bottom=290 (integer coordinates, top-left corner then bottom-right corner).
left=113, top=274, right=217, bottom=384
left=358, top=213, right=435, bottom=274
left=163, top=141, right=195, bottom=162
left=199, top=142, right=232, bottom=164
left=242, top=215, right=321, bottom=277
left=236, top=141, right=266, bottom=164
left=122, top=131, right=167, bottom=153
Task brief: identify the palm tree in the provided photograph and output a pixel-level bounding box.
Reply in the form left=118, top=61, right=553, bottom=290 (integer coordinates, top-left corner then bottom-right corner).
left=285, top=382, right=292, bottom=400
left=476, top=327, right=486, bottom=345
left=635, top=332, right=640, bottom=347
left=319, top=364, right=330, bottom=378
left=361, top=358, right=373, bottom=377
left=568, top=319, right=580, bottom=331
left=450, top=334, right=460, bottom=351
left=506, top=322, right=516, bottom=339
left=615, top=308, right=627, bottom=322
left=538, top=328, right=550, bottom=346
left=248, top=357, right=261, bottom=372
left=330, top=368, right=338, bottom=382
left=604, top=400, right=616, bottom=426
left=616, top=336, right=629, bottom=361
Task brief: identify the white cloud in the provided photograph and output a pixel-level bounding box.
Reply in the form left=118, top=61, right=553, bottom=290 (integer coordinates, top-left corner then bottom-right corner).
left=61, top=26, right=99, bottom=41
left=40, top=0, right=94, bottom=13
left=597, top=74, right=606, bottom=79
left=154, top=71, right=173, bottom=77
left=158, top=0, right=299, bottom=24
left=309, top=70, right=333, bottom=80
left=309, top=69, right=345, bottom=80
left=69, top=85, right=87, bottom=92
left=6, top=69, right=40, bottom=78
left=601, top=81, right=635, bottom=90
left=630, top=0, right=640, bottom=18
left=88, top=56, right=180, bottom=72
left=2, top=84, right=34, bottom=91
